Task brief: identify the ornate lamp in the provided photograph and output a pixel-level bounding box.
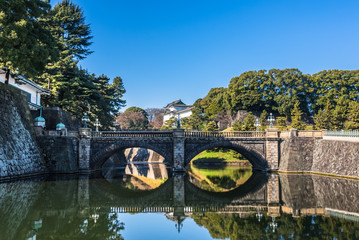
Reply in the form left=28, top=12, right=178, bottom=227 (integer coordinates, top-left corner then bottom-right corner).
left=94, top=118, right=101, bottom=132
left=254, top=119, right=261, bottom=131
left=268, top=113, right=276, bottom=128
left=114, top=120, right=119, bottom=131
left=176, top=113, right=181, bottom=129
left=82, top=113, right=90, bottom=128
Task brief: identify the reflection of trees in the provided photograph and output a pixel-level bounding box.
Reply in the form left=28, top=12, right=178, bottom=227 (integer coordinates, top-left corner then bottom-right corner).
left=188, top=166, right=253, bottom=192
left=37, top=210, right=124, bottom=240
left=192, top=213, right=359, bottom=239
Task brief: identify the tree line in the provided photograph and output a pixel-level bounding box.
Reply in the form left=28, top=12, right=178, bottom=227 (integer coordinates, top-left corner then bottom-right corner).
left=0, top=0, right=125, bottom=129
left=180, top=68, right=359, bottom=131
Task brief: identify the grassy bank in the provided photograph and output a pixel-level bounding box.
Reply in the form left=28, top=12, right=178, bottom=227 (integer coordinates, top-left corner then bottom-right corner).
left=191, top=149, right=250, bottom=165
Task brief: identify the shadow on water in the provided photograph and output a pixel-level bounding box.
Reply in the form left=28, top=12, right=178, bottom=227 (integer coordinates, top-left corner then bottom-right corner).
left=1, top=165, right=359, bottom=239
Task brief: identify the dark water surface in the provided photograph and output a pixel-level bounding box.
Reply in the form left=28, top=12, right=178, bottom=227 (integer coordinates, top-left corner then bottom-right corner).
left=1, top=164, right=359, bottom=240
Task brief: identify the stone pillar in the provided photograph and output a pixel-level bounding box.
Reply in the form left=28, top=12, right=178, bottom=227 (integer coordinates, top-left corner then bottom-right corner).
left=173, top=129, right=185, bottom=171
left=289, top=128, right=298, bottom=138
left=266, top=128, right=280, bottom=170
left=267, top=174, right=280, bottom=217
left=79, top=128, right=92, bottom=173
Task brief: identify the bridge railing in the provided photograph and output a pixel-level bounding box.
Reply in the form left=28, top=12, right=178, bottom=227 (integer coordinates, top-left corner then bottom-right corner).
left=92, top=131, right=173, bottom=138
left=184, top=131, right=266, bottom=138
left=325, top=130, right=359, bottom=138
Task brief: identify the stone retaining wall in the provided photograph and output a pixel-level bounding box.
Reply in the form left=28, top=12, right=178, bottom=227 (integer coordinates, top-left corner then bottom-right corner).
left=280, top=137, right=359, bottom=178
left=0, top=83, right=46, bottom=178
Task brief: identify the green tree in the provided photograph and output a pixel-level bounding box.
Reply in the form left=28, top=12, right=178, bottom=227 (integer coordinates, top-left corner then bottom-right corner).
left=0, top=0, right=58, bottom=82
left=243, top=112, right=256, bottom=131
left=186, top=98, right=207, bottom=130
left=345, top=101, right=359, bottom=130
left=314, top=101, right=332, bottom=130
left=291, top=102, right=305, bottom=130
left=331, top=96, right=349, bottom=130
left=161, top=117, right=176, bottom=130
left=276, top=117, right=287, bottom=131
left=311, top=70, right=359, bottom=114
left=205, top=121, right=218, bottom=131
left=232, top=120, right=243, bottom=131
left=259, top=110, right=268, bottom=131
left=201, top=88, right=228, bottom=118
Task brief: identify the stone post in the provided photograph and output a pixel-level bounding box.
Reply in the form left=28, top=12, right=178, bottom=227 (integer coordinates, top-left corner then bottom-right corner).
left=79, top=128, right=92, bottom=173
left=289, top=128, right=298, bottom=138
left=173, top=129, right=185, bottom=171
left=267, top=174, right=280, bottom=217
left=266, top=128, right=280, bottom=170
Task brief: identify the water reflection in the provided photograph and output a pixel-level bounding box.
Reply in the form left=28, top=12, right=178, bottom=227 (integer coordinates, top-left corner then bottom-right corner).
left=0, top=167, right=359, bottom=239
left=187, top=165, right=253, bottom=192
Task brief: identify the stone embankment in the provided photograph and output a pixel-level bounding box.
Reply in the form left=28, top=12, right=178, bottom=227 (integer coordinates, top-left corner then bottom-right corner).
left=279, top=129, right=359, bottom=178
left=0, top=83, right=46, bottom=178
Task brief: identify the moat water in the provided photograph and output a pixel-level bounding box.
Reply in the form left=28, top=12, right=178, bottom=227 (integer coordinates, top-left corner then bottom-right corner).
left=1, top=164, right=359, bottom=240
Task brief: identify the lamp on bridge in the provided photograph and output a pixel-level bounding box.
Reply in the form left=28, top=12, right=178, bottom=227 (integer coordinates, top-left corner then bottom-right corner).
left=114, top=120, right=119, bottom=131
left=268, top=113, right=276, bottom=128
left=176, top=113, right=182, bottom=129
left=254, top=118, right=261, bottom=131
left=94, top=118, right=101, bottom=132
left=82, top=113, right=90, bottom=128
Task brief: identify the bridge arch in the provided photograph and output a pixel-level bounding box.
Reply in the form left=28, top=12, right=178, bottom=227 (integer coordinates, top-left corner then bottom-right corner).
left=90, top=140, right=173, bottom=170
left=184, top=141, right=268, bottom=170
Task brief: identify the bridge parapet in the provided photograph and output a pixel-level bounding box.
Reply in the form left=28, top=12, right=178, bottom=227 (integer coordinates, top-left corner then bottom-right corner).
left=185, top=131, right=266, bottom=138
left=92, top=131, right=173, bottom=138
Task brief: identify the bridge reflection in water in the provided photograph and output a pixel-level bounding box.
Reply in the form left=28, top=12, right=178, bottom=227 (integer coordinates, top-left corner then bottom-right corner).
left=1, top=165, right=359, bottom=239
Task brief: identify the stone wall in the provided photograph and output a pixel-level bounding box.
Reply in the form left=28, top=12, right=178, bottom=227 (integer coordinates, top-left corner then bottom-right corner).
left=36, top=136, right=78, bottom=173
left=0, top=83, right=46, bottom=178
left=280, top=137, right=359, bottom=178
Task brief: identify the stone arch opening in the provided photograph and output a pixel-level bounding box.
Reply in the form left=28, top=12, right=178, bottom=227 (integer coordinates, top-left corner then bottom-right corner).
left=185, top=141, right=268, bottom=171
left=91, top=142, right=172, bottom=170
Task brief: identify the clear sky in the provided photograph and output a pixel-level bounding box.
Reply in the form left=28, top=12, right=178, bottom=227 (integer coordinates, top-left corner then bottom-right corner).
left=51, top=0, right=359, bottom=110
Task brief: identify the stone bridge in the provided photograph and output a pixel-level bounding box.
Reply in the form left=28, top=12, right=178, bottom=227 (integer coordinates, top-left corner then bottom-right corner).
left=78, top=128, right=283, bottom=172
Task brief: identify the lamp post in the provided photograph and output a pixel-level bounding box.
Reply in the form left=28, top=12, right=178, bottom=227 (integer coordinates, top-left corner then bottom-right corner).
left=114, top=120, right=119, bottom=131
left=82, top=113, right=89, bottom=128
left=254, top=119, right=261, bottom=131
left=268, top=113, right=275, bottom=128
left=176, top=113, right=181, bottom=129
left=94, top=118, right=100, bottom=132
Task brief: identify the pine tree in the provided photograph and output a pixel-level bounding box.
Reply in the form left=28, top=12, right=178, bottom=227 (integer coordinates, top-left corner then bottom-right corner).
left=243, top=112, right=256, bottom=131
left=205, top=121, right=218, bottom=131
left=291, top=102, right=305, bottom=130
left=345, top=101, right=359, bottom=130
left=314, top=101, right=332, bottom=130
left=0, top=0, right=58, bottom=81
left=259, top=110, right=268, bottom=131
left=276, top=117, right=287, bottom=131
left=232, top=120, right=243, bottom=131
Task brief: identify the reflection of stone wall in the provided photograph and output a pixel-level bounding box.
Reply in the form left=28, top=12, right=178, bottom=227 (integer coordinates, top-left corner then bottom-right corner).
left=280, top=174, right=359, bottom=214
left=280, top=137, right=359, bottom=178
left=0, top=181, right=43, bottom=240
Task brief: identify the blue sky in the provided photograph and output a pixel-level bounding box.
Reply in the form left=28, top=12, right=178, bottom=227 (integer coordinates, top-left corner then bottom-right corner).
left=51, top=0, right=359, bottom=110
